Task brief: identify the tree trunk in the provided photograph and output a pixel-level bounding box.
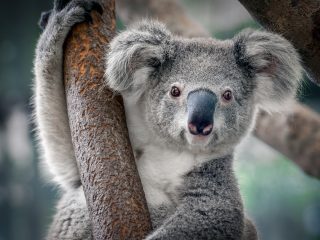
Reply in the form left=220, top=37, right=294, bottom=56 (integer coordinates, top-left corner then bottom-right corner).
left=63, top=0, right=152, bottom=239
left=238, top=0, right=320, bottom=86
left=117, top=0, right=320, bottom=179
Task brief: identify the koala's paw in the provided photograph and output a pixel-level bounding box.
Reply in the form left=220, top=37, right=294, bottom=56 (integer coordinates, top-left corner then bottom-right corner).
left=57, top=0, right=103, bottom=25
left=41, top=0, right=103, bottom=31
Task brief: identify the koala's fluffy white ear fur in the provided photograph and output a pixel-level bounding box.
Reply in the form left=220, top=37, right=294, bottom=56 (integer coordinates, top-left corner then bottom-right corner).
left=106, top=20, right=171, bottom=100
left=234, top=29, right=303, bottom=112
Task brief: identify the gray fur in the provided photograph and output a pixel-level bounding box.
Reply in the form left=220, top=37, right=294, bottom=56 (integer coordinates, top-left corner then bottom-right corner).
left=34, top=1, right=302, bottom=239
left=106, top=20, right=172, bottom=101
left=145, top=155, right=243, bottom=239
left=34, top=3, right=88, bottom=190
left=47, top=187, right=92, bottom=240
left=233, top=29, right=302, bottom=112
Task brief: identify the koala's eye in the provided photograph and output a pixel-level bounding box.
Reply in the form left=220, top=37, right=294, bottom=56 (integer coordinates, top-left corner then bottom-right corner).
left=222, top=89, right=233, bottom=102
left=170, top=86, right=181, bottom=97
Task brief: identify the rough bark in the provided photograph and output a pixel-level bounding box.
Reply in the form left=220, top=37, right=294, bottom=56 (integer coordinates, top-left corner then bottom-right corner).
left=117, top=0, right=320, bottom=179
left=238, top=0, right=320, bottom=85
left=63, top=0, right=152, bottom=239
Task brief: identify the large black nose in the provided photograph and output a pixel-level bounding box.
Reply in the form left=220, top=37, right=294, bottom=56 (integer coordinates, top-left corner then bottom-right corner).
left=187, top=89, right=217, bottom=136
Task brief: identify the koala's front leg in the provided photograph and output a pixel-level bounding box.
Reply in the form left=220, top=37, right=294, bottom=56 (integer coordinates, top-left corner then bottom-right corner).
left=34, top=0, right=102, bottom=189
left=146, top=156, right=246, bottom=240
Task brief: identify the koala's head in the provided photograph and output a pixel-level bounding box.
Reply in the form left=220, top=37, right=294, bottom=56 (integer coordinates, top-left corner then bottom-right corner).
left=106, top=21, right=302, bottom=154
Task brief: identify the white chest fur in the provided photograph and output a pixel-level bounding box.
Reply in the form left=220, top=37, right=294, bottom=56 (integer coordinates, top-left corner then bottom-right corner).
left=136, top=145, right=197, bottom=207
left=123, top=98, right=211, bottom=208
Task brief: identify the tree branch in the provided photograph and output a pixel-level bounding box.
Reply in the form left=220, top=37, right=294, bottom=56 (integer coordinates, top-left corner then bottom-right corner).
left=255, top=105, right=320, bottom=178
left=63, top=0, right=152, bottom=239
left=238, top=0, right=320, bottom=85
left=117, top=0, right=320, bottom=179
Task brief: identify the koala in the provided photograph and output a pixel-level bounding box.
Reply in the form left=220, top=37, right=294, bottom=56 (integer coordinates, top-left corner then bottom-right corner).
left=34, top=0, right=302, bottom=239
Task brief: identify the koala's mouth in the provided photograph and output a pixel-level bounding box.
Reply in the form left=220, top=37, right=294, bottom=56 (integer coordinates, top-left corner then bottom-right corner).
left=185, top=131, right=212, bottom=147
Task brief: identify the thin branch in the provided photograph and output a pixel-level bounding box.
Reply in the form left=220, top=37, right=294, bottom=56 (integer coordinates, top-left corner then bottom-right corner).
left=255, top=105, right=320, bottom=178
left=117, top=0, right=320, bottom=179
left=63, top=0, right=152, bottom=239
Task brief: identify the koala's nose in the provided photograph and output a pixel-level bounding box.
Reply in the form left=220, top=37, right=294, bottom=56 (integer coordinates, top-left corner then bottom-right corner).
left=188, top=122, right=213, bottom=136
left=187, top=89, right=217, bottom=136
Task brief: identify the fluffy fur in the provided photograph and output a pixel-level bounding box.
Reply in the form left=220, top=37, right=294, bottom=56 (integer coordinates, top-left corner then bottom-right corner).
left=34, top=0, right=302, bottom=239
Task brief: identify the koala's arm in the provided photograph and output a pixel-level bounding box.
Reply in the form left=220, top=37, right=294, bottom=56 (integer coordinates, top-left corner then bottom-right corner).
left=146, top=156, right=247, bottom=240
left=34, top=0, right=102, bottom=190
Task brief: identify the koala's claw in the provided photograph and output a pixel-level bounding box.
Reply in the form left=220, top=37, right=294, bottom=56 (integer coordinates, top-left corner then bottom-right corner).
left=71, top=1, right=103, bottom=24
left=79, top=1, right=104, bottom=20
left=83, top=12, right=93, bottom=24
left=91, top=1, right=103, bottom=15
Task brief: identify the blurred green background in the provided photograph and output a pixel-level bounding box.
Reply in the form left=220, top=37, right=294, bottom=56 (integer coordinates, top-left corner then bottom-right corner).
left=0, top=0, right=319, bottom=239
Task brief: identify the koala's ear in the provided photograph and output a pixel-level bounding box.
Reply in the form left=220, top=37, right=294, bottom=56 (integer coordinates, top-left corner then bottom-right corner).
left=106, top=20, right=171, bottom=99
left=233, top=29, right=303, bottom=112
